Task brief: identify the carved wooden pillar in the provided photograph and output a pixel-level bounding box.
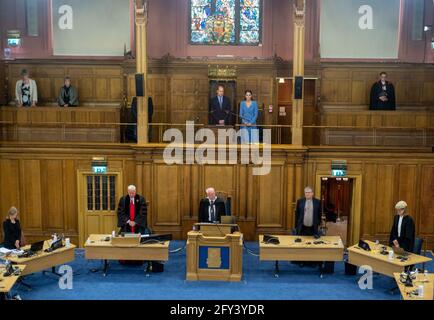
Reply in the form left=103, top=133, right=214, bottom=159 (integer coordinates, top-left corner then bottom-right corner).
left=291, top=0, right=305, bottom=145
left=135, top=0, right=149, bottom=144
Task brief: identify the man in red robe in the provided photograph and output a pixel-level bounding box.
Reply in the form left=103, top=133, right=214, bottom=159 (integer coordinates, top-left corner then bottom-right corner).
left=117, top=185, right=148, bottom=234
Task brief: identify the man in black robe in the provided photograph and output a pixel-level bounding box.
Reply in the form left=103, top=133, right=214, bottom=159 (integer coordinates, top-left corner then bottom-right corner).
left=117, top=185, right=148, bottom=234
left=199, top=187, right=226, bottom=223
left=369, top=72, right=396, bottom=110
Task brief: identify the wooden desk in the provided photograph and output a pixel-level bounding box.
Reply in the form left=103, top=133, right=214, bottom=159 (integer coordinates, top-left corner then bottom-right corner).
left=393, top=273, right=434, bottom=300
left=186, top=230, right=243, bottom=282
left=6, top=241, right=76, bottom=276
left=0, top=265, right=25, bottom=299
left=84, top=234, right=170, bottom=276
left=347, top=240, right=432, bottom=277
left=259, top=235, right=344, bottom=261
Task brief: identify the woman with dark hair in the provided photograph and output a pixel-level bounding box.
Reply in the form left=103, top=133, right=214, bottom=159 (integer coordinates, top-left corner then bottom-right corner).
left=240, top=90, right=259, bottom=144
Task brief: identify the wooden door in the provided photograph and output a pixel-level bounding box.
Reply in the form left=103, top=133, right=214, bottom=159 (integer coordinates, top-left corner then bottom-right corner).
left=77, top=170, right=122, bottom=247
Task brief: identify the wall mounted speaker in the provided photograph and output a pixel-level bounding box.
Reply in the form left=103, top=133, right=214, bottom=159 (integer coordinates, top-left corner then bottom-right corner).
left=135, top=73, right=144, bottom=97
left=294, top=76, right=303, bottom=100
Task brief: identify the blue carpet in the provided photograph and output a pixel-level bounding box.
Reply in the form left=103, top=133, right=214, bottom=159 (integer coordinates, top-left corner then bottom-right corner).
left=10, top=241, right=434, bottom=300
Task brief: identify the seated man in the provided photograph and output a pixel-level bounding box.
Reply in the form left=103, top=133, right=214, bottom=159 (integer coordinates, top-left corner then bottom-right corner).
left=199, top=187, right=226, bottom=223
left=117, top=185, right=148, bottom=234
left=15, top=69, right=37, bottom=107
left=58, top=76, right=79, bottom=107
left=369, top=71, right=396, bottom=110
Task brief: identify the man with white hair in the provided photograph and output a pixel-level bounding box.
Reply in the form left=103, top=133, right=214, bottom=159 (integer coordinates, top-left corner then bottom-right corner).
left=198, top=187, right=226, bottom=223
left=295, top=186, right=322, bottom=238
left=117, top=185, right=148, bottom=234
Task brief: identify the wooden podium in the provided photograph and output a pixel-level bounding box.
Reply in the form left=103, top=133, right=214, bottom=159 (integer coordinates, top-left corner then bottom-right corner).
left=186, top=223, right=242, bottom=282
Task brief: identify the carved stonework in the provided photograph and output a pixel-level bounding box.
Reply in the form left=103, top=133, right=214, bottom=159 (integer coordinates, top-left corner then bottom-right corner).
left=135, top=0, right=148, bottom=26
left=294, top=0, right=305, bottom=16
left=208, top=65, right=237, bottom=78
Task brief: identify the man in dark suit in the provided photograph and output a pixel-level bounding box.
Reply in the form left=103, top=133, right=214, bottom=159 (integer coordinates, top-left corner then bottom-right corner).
left=209, top=85, right=232, bottom=125
left=369, top=72, right=396, bottom=110
left=295, top=186, right=322, bottom=238
left=117, top=185, right=149, bottom=234
left=199, top=187, right=226, bottom=223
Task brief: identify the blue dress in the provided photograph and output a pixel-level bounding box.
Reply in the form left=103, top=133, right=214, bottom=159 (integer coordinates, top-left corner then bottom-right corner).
left=240, top=100, right=259, bottom=144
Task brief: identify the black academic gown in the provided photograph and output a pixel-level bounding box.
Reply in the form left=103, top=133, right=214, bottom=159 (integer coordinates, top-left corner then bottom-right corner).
left=117, top=194, right=148, bottom=234
left=2, top=219, right=22, bottom=249
left=369, top=81, right=396, bottom=110
left=209, top=96, right=232, bottom=125
left=198, top=198, right=226, bottom=223
left=389, top=215, right=415, bottom=253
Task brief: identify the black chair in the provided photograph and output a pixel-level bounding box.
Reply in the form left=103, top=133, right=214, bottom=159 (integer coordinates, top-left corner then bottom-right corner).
left=390, top=237, right=425, bottom=294
left=413, top=237, right=423, bottom=255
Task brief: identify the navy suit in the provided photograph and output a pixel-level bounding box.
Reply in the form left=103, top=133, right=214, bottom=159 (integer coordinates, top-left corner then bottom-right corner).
left=209, top=96, right=232, bottom=125
left=295, top=198, right=322, bottom=237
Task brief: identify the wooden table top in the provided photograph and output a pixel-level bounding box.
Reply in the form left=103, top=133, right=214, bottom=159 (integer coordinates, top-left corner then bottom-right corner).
left=0, top=265, right=26, bottom=293
left=347, top=240, right=432, bottom=267
left=393, top=273, right=434, bottom=300
left=259, top=235, right=344, bottom=249
left=84, top=234, right=170, bottom=248
left=6, top=240, right=76, bottom=264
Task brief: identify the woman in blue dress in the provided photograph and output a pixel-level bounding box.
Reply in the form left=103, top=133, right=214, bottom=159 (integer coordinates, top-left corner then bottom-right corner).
left=240, top=90, right=259, bottom=144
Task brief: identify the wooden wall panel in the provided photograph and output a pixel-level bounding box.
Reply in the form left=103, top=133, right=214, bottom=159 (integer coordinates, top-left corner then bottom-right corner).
left=1, top=144, right=434, bottom=248
left=6, top=63, right=124, bottom=104
left=321, top=65, right=434, bottom=107
left=19, top=160, right=42, bottom=231
left=374, top=165, right=396, bottom=235
left=41, top=160, right=65, bottom=230
left=419, top=165, right=434, bottom=236
left=256, top=165, right=285, bottom=228
left=153, top=164, right=181, bottom=226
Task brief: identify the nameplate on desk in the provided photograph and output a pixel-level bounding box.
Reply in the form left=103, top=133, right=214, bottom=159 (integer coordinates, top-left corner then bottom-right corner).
left=198, top=246, right=230, bottom=270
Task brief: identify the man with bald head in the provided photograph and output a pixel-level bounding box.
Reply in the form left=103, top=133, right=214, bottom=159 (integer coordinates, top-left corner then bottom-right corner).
left=199, top=187, right=226, bottom=223
left=117, top=185, right=148, bottom=234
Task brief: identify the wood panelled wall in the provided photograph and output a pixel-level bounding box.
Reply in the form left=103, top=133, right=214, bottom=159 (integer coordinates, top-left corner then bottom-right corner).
left=4, top=60, right=434, bottom=121
left=0, top=106, right=121, bottom=142
left=321, top=64, right=434, bottom=108
left=5, top=62, right=124, bottom=104
left=320, top=109, right=434, bottom=146
left=0, top=143, right=433, bottom=249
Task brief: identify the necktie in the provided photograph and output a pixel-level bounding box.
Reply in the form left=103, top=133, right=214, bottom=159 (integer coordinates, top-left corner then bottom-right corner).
left=218, top=97, right=223, bottom=109
left=210, top=201, right=215, bottom=222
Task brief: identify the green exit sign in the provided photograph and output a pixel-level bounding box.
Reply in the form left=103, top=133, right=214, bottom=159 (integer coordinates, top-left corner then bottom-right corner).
left=92, top=166, right=107, bottom=174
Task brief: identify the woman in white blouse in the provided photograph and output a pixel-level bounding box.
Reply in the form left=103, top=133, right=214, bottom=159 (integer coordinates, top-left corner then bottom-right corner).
left=15, top=69, right=38, bottom=107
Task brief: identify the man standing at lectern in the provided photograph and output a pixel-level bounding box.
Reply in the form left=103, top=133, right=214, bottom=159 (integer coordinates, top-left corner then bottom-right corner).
left=199, top=187, right=226, bottom=223
left=117, top=185, right=149, bottom=234
left=209, top=85, right=232, bottom=126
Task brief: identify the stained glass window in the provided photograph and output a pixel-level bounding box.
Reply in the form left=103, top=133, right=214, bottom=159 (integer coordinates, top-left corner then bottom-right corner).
left=190, top=0, right=262, bottom=45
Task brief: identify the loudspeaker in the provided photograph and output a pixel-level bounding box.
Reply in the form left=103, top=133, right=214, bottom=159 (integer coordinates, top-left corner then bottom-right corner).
left=135, top=73, right=144, bottom=97
left=294, top=76, right=303, bottom=99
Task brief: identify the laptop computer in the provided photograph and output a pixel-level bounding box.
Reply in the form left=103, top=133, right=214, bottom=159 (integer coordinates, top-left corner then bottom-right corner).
left=30, top=241, right=45, bottom=252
